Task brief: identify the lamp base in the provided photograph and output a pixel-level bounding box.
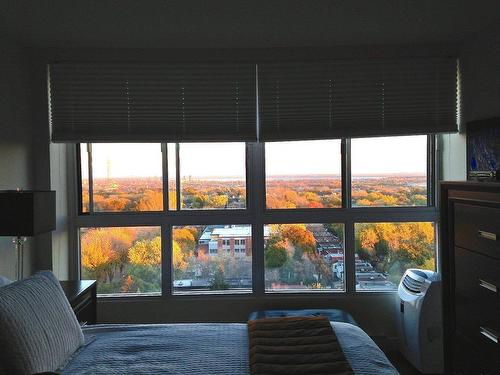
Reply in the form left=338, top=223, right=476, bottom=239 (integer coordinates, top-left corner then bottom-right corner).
left=13, top=237, right=26, bottom=280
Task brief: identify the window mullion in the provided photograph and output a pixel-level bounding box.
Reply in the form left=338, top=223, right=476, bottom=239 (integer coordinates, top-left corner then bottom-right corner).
left=162, top=143, right=168, bottom=213
left=162, top=223, right=173, bottom=297
left=175, top=143, right=181, bottom=211
left=344, top=220, right=356, bottom=294
left=88, top=143, right=94, bottom=214
left=342, top=138, right=351, bottom=209
left=428, top=134, right=437, bottom=207
left=251, top=142, right=265, bottom=296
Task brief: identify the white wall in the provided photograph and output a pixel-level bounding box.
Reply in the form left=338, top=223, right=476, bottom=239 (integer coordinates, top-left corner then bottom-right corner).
left=0, top=39, right=35, bottom=279
left=440, top=133, right=466, bottom=181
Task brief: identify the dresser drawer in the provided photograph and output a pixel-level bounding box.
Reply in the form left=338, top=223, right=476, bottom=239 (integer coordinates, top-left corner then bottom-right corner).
left=455, top=292, right=500, bottom=362
left=453, top=331, right=500, bottom=375
left=455, top=247, right=500, bottom=303
left=454, top=203, right=500, bottom=260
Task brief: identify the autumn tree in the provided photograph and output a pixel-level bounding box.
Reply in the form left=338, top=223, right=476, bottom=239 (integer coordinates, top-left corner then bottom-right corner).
left=356, top=222, right=435, bottom=283
left=210, top=194, right=229, bottom=208
left=172, top=241, right=188, bottom=279
left=192, top=194, right=210, bottom=208
left=107, top=227, right=135, bottom=274
left=172, top=227, right=196, bottom=256
left=278, top=224, right=316, bottom=255
left=81, top=227, right=134, bottom=283
left=81, top=228, right=116, bottom=282
left=136, top=190, right=163, bottom=211
left=128, top=236, right=161, bottom=266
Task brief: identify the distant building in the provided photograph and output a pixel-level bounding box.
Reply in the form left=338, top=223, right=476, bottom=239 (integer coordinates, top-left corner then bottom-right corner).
left=197, top=225, right=270, bottom=257
left=306, top=224, right=344, bottom=262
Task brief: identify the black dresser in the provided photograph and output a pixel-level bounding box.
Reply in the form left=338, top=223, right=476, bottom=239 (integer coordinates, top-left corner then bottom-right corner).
left=441, top=182, right=500, bottom=375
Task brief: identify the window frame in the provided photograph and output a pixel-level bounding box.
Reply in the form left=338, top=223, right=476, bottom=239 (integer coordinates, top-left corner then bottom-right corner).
left=71, top=136, right=439, bottom=298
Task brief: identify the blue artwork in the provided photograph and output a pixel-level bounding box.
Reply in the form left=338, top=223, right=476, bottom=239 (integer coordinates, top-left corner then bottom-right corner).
left=467, top=118, right=500, bottom=174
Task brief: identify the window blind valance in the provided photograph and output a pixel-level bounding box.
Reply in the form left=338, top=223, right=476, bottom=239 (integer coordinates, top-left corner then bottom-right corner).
left=258, top=57, right=457, bottom=141
left=49, top=62, right=257, bottom=142
left=48, top=57, right=457, bottom=143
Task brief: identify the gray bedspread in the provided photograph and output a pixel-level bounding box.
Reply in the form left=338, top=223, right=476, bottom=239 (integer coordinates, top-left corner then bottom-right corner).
left=60, top=322, right=398, bottom=374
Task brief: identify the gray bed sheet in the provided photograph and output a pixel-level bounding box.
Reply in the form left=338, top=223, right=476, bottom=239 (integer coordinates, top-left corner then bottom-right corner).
left=60, top=322, right=399, bottom=374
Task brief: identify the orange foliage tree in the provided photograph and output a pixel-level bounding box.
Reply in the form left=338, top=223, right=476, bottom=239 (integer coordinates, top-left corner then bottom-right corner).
left=136, top=190, right=163, bottom=211
left=81, top=227, right=134, bottom=282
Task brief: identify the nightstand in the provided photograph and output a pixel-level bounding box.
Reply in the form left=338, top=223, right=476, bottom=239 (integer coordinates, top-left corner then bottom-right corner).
left=60, top=280, right=97, bottom=325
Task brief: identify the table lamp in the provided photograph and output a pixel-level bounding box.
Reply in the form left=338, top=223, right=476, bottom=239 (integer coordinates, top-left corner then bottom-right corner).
left=0, top=190, right=56, bottom=280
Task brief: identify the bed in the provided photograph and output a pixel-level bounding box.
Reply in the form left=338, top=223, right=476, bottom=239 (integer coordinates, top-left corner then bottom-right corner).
left=59, top=322, right=398, bottom=374
left=0, top=271, right=398, bottom=375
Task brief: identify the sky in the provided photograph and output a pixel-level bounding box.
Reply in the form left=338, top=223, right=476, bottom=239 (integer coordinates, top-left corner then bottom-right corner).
left=87, top=135, right=427, bottom=178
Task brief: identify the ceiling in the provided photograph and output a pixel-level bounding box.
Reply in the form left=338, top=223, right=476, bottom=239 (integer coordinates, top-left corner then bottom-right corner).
left=2, top=0, right=500, bottom=49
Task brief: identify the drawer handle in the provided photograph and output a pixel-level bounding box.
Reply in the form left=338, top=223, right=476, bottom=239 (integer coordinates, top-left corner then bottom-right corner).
left=480, top=326, right=498, bottom=344
left=478, top=230, right=497, bottom=241
left=479, top=279, right=498, bottom=293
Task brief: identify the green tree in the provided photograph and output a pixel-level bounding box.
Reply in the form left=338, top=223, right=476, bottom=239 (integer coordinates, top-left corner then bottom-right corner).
left=265, top=237, right=288, bottom=268
left=210, top=266, right=229, bottom=290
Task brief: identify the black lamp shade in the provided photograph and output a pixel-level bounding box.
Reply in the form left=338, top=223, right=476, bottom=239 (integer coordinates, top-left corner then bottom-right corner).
left=0, top=191, right=56, bottom=236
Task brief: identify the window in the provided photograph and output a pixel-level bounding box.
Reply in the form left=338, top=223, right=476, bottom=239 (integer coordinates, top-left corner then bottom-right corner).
left=179, top=143, right=246, bottom=210
left=88, top=143, right=163, bottom=212
left=354, top=222, right=436, bottom=291
left=80, top=226, right=161, bottom=295
left=265, top=223, right=345, bottom=292
left=351, top=136, right=428, bottom=207
left=172, top=225, right=252, bottom=294
left=76, top=136, right=437, bottom=297
left=265, top=140, right=342, bottom=209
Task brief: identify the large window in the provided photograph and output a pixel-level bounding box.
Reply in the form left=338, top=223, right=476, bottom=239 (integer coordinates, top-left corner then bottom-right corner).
left=179, top=143, right=246, bottom=210
left=265, top=223, right=345, bottom=292
left=86, top=143, right=163, bottom=212
left=265, top=140, right=342, bottom=209
left=80, top=226, right=161, bottom=295
left=351, top=136, right=428, bottom=207
left=76, top=136, right=437, bottom=297
left=172, top=225, right=252, bottom=294
left=354, top=222, right=436, bottom=291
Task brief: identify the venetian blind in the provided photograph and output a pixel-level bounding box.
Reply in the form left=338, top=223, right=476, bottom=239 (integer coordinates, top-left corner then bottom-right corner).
left=258, top=57, right=457, bottom=141
left=49, top=62, right=257, bottom=142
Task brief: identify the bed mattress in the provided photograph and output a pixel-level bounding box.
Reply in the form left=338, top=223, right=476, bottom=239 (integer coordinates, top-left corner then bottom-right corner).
left=60, top=322, right=398, bottom=374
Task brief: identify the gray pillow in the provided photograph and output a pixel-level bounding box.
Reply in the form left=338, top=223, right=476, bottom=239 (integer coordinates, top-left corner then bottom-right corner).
left=0, top=271, right=84, bottom=374
left=0, top=276, right=11, bottom=287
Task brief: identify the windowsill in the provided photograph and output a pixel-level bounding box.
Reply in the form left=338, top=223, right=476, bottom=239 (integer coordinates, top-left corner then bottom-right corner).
left=96, top=289, right=398, bottom=301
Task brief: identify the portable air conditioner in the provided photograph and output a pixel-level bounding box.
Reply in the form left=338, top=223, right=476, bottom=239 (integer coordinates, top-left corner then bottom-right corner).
left=397, top=269, right=443, bottom=374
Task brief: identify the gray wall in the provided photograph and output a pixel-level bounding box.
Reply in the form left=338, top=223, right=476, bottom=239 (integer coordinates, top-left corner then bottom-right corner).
left=461, top=21, right=500, bottom=123
left=440, top=20, right=500, bottom=181
left=98, top=294, right=398, bottom=340
left=0, top=42, right=70, bottom=280
left=0, top=39, right=35, bottom=279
